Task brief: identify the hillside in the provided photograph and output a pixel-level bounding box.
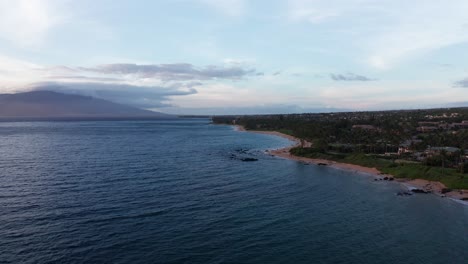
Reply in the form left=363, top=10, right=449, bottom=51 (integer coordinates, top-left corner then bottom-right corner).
left=0, top=90, right=171, bottom=119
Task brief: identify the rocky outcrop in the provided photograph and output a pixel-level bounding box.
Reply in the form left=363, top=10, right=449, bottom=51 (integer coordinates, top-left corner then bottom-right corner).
left=441, top=188, right=452, bottom=194
left=411, top=188, right=430, bottom=194
left=396, top=191, right=413, bottom=196
left=240, top=158, right=258, bottom=162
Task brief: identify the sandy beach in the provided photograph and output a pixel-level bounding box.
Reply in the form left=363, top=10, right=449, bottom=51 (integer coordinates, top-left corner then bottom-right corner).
left=234, top=125, right=468, bottom=202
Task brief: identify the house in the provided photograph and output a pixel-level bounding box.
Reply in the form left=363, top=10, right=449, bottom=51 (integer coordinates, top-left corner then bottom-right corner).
left=451, top=121, right=468, bottom=129
left=398, top=139, right=421, bottom=155
left=416, top=126, right=438, bottom=132
left=425, top=146, right=460, bottom=157
left=438, top=123, right=450, bottom=130
left=418, top=121, right=439, bottom=126
left=398, top=146, right=412, bottom=155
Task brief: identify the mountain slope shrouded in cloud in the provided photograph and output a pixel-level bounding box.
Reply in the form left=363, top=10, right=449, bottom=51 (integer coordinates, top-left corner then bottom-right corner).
left=0, top=90, right=171, bottom=119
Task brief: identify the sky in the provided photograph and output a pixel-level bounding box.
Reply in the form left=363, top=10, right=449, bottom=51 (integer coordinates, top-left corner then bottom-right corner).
left=1, top=0, right=468, bottom=115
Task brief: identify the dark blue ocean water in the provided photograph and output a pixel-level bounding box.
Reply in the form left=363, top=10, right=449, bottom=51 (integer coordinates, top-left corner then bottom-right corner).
left=0, top=119, right=467, bottom=264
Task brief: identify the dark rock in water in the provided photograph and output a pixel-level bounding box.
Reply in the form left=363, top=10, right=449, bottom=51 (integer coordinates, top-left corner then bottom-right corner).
left=240, top=158, right=258, bottom=162
left=389, top=177, right=394, bottom=181
left=411, top=188, right=429, bottom=194
left=235, top=148, right=248, bottom=154
left=383, top=177, right=389, bottom=180
left=441, top=188, right=452, bottom=194
left=461, top=197, right=468, bottom=201
left=397, top=191, right=413, bottom=196
left=317, top=163, right=328, bottom=166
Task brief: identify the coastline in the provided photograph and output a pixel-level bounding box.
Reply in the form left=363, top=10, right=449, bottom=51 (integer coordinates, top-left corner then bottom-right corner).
left=233, top=125, right=468, bottom=202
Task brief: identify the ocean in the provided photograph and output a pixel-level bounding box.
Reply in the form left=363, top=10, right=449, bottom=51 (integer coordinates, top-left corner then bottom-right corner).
left=0, top=119, right=466, bottom=264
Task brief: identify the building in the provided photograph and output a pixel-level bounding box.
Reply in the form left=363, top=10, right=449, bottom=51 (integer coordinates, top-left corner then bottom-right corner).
left=425, top=146, right=460, bottom=157
left=416, top=126, right=438, bottom=132
left=450, top=121, right=468, bottom=129
left=418, top=121, right=439, bottom=126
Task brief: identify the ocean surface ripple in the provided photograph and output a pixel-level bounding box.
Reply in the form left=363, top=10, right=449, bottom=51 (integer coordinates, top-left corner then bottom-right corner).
left=0, top=119, right=467, bottom=263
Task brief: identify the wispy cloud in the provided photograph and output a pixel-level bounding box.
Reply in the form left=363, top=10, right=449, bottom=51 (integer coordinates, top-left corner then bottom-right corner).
left=287, top=0, right=341, bottom=23
left=330, top=73, right=375, bottom=81
left=453, top=78, right=468, bottom=88
left=81, top=63, right=261, bottom=81
left=288, top=0, right=468, bottom=70
left=365, top=1, right=468, bottom=70
left=28, top=81, right=199, bottom=108
left=0, top=54, right=45, bottom=90
left=318, top=80, right=462, bottom=110
left=0, top=58, right=264, bottom=109
left=48, top=75, right=123, bottom=82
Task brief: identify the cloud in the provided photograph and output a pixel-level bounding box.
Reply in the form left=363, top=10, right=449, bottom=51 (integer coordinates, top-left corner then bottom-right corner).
left=27, top=81, right=199, bottom=108
left=330, top=73, right=375, bottom=81
left=288, top=0, right=468, bottom=70
left=49, top=75, right=123, bottom=82
left=273, top=71, right=281, bottom=76
left=0, top=0, right=65, bottom=46
left=0, top=54, right=46, bottom=90
left=318, top=80, right=464, bottom=110
left=288, top=0, right=341, bottom=23
left=438, top=63, right=454, bottom=68
left=453, top=78, right=468, bottom=88
left=81, top=63, right=261, bottom=81
left=0, top=56, right=266, bottom=109
left=365, top=1, right=468, bottom=70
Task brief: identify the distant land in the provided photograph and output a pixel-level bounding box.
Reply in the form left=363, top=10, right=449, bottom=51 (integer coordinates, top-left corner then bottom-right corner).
left=213, top=107, right=468, bottom=201
left=0, top=90, right=172, bottom=120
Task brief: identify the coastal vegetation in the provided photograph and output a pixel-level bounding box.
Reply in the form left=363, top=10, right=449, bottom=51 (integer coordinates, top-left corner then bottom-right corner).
left=213, top=107, right=468, bottom=189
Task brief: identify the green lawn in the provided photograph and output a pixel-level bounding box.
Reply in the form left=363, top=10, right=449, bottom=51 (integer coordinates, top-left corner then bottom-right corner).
left=290, top=147, right=468, bottom=189
left=381, top=164, right=468, bottom=189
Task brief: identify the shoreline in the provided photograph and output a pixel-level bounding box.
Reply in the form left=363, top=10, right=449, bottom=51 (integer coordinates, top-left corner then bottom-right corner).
left=233, top=125, right=468, bottom=202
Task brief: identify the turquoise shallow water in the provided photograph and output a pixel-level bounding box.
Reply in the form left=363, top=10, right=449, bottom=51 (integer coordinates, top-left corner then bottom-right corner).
left=0, top=119, right=467, bottom=264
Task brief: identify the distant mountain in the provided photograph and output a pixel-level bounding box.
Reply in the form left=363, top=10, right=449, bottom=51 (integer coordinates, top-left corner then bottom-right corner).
left=0, top=90, right=172, bottom=119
